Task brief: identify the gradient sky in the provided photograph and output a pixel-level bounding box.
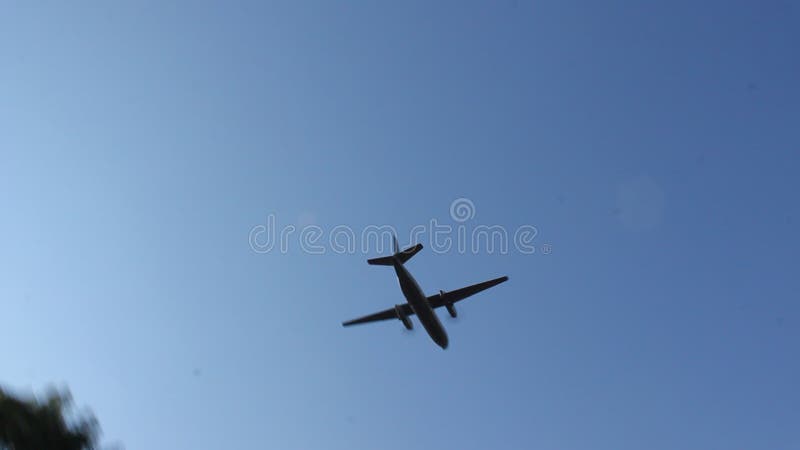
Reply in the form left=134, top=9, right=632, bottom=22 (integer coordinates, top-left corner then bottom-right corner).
left=1, top=2, right=798, bottom=449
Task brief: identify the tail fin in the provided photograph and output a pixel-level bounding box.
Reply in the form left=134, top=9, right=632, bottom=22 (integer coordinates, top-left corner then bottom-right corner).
left=367, top=236, right=423, bottom=266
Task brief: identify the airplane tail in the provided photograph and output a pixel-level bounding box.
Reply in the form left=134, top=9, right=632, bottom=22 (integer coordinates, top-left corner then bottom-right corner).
left=367, top=235, right=423, bottom=266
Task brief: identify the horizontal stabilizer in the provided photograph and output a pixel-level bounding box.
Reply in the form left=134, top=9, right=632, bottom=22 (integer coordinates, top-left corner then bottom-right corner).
left=367, top=256, right=395, bottom=266
left=367, top=243, right=423, bottom=266
left=396, top=244, right=422, bottom=264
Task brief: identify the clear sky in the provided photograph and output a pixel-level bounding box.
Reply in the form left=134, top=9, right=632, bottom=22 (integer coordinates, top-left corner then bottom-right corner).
left=1, top=1, right=798, bottom=449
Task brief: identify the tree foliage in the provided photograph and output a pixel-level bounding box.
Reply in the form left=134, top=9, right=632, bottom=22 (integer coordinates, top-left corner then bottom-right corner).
left=0, top=387, right=99, bottom=450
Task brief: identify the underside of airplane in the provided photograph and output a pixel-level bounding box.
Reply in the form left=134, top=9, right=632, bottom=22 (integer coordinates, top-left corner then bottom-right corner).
left=343, top=236, right=508, bottom=348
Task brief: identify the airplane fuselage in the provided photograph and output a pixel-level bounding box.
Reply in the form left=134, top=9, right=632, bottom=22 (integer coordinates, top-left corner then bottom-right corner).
left=392, top=258, right=449, bottom=349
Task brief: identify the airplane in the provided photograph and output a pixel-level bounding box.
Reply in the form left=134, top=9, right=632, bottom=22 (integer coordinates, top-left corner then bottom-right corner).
left=342, top=236, right=508, bottom=349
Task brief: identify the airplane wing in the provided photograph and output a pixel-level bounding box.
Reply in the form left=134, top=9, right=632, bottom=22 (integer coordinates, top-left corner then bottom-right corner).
left=427, top=276, right=509, bottom=308
left=342, top=303, right=415, bottom=326
left=342, top=275, right=508, bottom=327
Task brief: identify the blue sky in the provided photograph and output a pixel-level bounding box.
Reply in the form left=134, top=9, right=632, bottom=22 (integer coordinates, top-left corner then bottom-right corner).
left=1, top=1, right=798, bottom=449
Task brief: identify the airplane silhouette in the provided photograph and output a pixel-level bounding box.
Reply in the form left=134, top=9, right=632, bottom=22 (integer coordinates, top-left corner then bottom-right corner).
left=342, top=236, right=508, bottom=349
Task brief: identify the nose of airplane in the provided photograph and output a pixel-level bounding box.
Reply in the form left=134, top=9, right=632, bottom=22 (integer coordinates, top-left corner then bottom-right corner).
left=437, top=335, right=449, bottom=350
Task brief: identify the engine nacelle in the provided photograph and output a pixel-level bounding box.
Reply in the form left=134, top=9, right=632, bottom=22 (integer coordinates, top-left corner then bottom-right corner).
left=395, top=304, right=413, bottom=330
left=446, top=303, right=457, bottom=318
